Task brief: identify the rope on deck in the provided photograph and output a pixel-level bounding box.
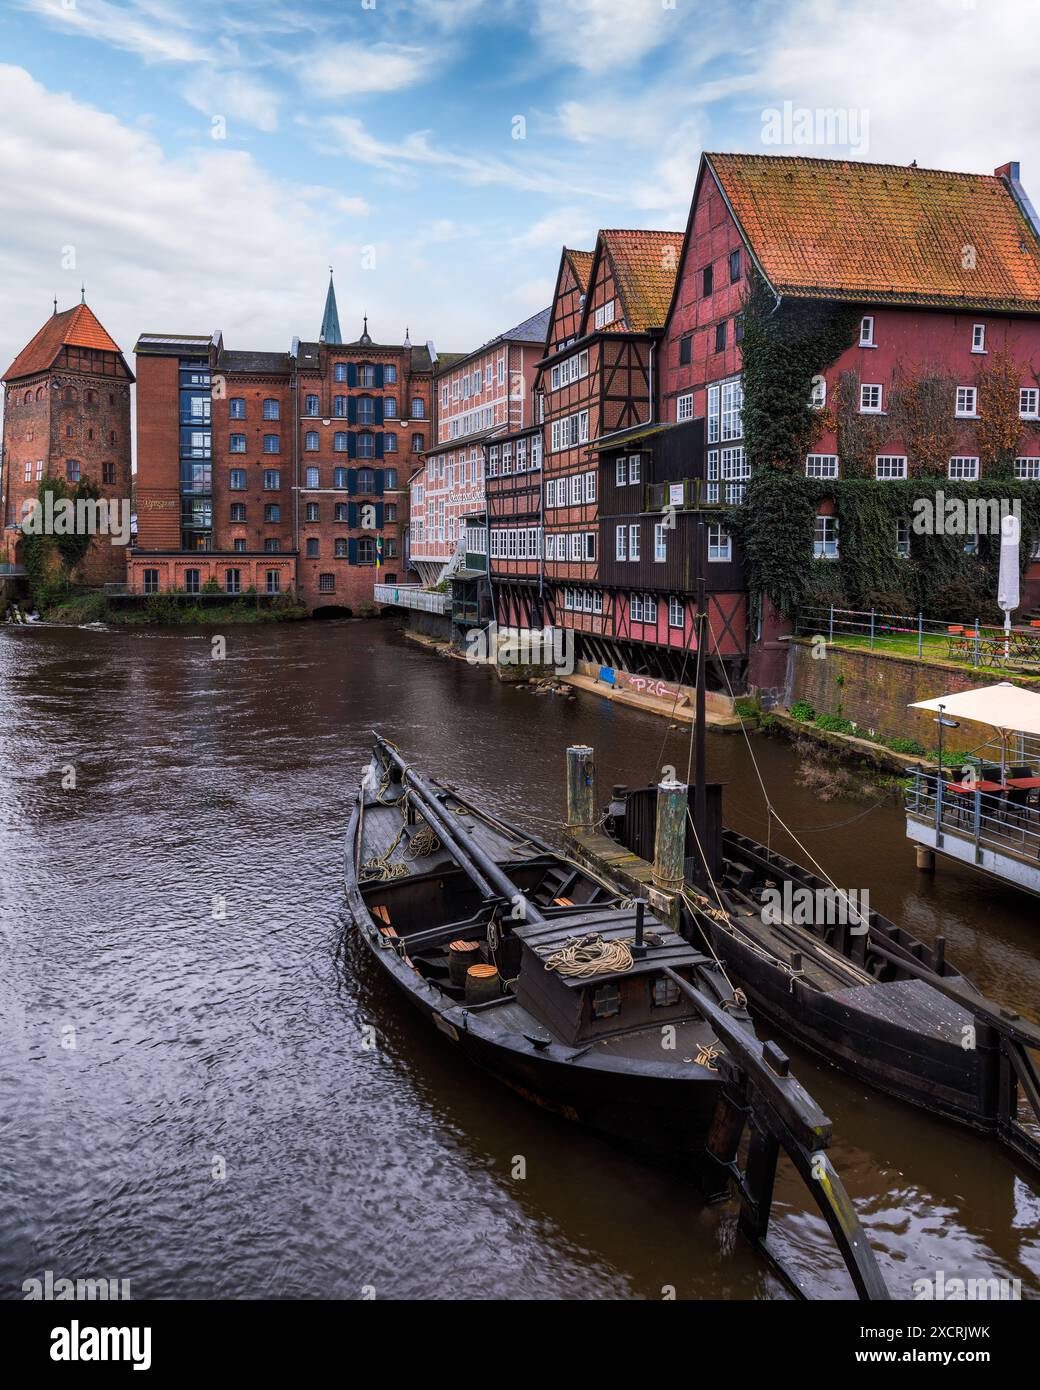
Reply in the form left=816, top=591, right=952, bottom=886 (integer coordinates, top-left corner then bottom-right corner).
left=544, top=932, right=634, bottom=978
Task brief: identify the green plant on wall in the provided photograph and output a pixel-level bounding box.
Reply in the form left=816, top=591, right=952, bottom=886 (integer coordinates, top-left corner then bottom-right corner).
left=736, top=281, right=1040, bottom=621
left=20, top=475, right=102, bottom=600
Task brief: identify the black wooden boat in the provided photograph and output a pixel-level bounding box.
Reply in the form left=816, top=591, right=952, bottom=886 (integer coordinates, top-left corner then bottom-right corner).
left=600, top=578, right=1040, bottom=1176
left=345, top=735, right=890, bottom=1298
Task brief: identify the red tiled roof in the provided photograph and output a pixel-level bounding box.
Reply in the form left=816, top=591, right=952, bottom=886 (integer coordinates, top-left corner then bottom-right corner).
left=4, top=303, right=124, bottom=381
left=565, top=247, right=594, bottom=293
left=601, top=229, right=685, bottom=330
left=707, top=152, right=1040, bottom=312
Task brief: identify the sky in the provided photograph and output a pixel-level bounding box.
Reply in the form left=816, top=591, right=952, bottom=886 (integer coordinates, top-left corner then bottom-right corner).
left=2, top=0, right=1040, bottom=369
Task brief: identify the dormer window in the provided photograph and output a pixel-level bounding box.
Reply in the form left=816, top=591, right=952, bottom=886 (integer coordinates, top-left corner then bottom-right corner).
left=859, top=316, right=875, bottom=347
left=972, top=324, right=986, bottom=353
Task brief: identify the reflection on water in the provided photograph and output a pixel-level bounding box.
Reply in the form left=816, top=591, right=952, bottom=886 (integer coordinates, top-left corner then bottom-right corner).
left=0, top=620, right=1036, bottom=1300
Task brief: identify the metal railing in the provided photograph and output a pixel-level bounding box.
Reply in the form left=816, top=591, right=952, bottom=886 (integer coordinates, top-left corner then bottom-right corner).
left=906, top=767, right=1040, bottom=862
left=373, top=583, right=450, bottom=615
left=797, top=604, right=1040, bottom=669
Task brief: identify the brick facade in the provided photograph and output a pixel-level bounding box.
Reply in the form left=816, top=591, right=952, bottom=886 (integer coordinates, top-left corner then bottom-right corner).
left=131, top=299, right=432, bottom=611
left=2, top=302, right=133, bottom=585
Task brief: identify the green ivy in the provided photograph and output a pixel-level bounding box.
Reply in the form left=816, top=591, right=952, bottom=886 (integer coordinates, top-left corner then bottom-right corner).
left=740, top=273, right=859, bottom=470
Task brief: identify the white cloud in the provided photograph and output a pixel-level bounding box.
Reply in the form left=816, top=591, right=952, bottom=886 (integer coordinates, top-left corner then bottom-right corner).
left=181, top=69, right=282, bottom=134
left=295, top=41, right=433, bottom=98
left=533, top=0, right=676, bottom=72
left=22, top=0, right=206, bottom=64
left=317, top=114, right=611, bottom=198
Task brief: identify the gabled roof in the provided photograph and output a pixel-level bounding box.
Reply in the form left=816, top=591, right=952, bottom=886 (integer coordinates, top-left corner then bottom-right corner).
left=586, top=229, right=685, bottom=333
left=564, top=248, right=594, bottom=293
left=5, top=302, right=126, bottom=381
left=706, top=152, right=1040, bottom=312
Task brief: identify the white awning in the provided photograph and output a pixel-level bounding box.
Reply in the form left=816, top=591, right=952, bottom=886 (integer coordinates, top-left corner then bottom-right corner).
left=909, top=682, right=1040, bottom=736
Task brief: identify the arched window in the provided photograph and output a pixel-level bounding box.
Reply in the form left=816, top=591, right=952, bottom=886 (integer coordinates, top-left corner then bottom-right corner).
left=333, top=395, right=347, bottom=417
left=334, top=363, right=347, bottom=382
left=333, top=433, right=347, bottom=452
left=383, top=468, right=398, bottom=489
left=357, top=395, right=375, bottom=425
left=333, top=467, right=348, bottom=488
left=357, top=434, right=375, bottom=461
left=62, top=386, right=77, bottom=403
left=23, top=390, right=32, bottom=405
left=36, top=387, right=45, bottom=401
left=357, top=466, right=375, bottom=490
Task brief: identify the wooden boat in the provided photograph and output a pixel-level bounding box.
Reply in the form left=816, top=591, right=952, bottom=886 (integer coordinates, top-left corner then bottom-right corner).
left=599, top=582, right=1040, bottom=1175
left=345, top=735, right=890, bottom=1299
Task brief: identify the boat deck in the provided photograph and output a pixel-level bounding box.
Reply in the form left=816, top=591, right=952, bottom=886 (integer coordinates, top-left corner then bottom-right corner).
left=514, top=910, right=710, bottom=988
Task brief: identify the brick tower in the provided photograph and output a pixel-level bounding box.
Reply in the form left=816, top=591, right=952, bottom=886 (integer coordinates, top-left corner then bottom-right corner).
left=1, top=296, right=134, bottom=585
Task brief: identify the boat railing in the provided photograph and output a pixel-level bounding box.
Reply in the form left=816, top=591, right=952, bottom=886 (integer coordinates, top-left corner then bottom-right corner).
left=906, top=766, right=1040, bottom=864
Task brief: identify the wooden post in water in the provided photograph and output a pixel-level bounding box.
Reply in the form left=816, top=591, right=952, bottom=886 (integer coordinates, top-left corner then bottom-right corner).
left=652, top=778, right=688, bottom=892
left=566, top=745, right=596, bottom=831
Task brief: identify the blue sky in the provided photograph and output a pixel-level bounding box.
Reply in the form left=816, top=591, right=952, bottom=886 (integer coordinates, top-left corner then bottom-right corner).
left=3, top=0, right=1040, bottom=367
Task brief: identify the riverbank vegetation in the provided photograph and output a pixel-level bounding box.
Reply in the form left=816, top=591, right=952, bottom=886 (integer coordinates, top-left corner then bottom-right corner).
left=35, top=589, right=309, bottom=627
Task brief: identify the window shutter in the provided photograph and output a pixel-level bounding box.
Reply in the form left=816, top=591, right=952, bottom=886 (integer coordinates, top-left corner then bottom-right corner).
left=347, top=363, right=357, bottom=388
left=375, top=502, right=384, bottom=529
left=347, top=466, right=358, bottom=493
left=374, top=470, right=385, bottom=496
left=348, top=501, right=358, bottom=528
left=374, top=398, right=384, bottom=426
left=375, top=364, right=384, bottom=388
left=375, top=434, right=384, bottom=459
left=348, top=538, right=358, bottom=565
left=347, top=396, right=358, bottom=425
left=348, top=434, right=357, bottom=461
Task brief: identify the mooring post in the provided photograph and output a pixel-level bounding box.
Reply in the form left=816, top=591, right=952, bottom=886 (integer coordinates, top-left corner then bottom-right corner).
left=565, top=744, right=596, bottom=831
left=652, top=778, right=688, bottom=892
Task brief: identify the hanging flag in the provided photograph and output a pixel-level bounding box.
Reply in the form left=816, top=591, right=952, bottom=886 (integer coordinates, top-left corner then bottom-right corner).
left=376, top=536, right=383, bottom=569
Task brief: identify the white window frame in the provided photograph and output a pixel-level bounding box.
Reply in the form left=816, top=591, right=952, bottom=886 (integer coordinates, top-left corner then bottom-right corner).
left=676, top=392, right=694, bottom=423
left=860, top=383, right=883, bottom=413
left=813, top=514, right=839, bottom=560
left=955, top=385, right=978, bottom=418
left=668, top=596, right=684, bottom=629
left=859, top=316, right=875, bottom=347
left=809, top=375, right=827, bottom=409
left=895, top=518, right=911, bottom=558
left=615, top=525, right=627, bottom=561
left=708, top=524, right=732, bottom=562
left=654, top=523, right=667, bottom=562
left=628, top=455, right=641, bottom=484
left=629, top=524, right=640, bottom=561
left=948, top=455, right=980, bottom=480
left=1020, top=388, right=1039, bottom=419
left=1014, top=456, right=1040, bottom=480
left=805, top=454, right=839, bottom=479
left=971, top=324, right=986, bottom=353
left=875, top=454, right=908, bottom=480
left=583, top=471, right=596, bottom=503
left=616, top=457, right=627, bottom=486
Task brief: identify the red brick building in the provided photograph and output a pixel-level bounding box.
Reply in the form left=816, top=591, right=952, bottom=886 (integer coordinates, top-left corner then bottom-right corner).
left=659, top=153, right=1040, bottom=691
left=1, top=298, right=133, bottom=585
left=410, top=309, right=549, bottom=587
left=131, top=279, right=434, bottom=611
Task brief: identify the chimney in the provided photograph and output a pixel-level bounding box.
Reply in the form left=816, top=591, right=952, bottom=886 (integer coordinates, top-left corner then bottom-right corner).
left=996, top=161, right=1040, bottom=245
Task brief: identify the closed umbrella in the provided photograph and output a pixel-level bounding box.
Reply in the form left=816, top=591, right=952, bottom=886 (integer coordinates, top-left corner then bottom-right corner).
left=997, top=511, right=1021, bottom=664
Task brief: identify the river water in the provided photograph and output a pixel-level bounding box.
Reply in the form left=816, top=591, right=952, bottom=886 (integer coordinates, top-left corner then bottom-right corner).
left=0, top=619, right=1037, bottom=1301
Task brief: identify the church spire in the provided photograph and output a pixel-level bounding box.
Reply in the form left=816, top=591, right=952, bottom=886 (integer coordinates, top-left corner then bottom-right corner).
left=319, top=268, right=342, bottom=345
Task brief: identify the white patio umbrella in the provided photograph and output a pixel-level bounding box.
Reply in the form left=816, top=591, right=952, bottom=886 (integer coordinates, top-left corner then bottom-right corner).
left=997, top=511, right=1021, bottom=662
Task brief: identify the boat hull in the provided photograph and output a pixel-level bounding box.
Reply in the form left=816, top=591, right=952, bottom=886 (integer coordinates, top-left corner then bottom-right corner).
left=345, top=800, right=728, bottom=1189
left=696, top=916, right=997, bottom=1131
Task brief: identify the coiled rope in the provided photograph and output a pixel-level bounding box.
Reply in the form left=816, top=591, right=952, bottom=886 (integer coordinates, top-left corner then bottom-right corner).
left=544, top=932, right=634, bottom=978
left=358, top=791, right=442, bottom=883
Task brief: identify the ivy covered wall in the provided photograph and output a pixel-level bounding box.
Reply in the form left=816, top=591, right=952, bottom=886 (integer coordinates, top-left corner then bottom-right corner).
left=733, top=272, right=1040, bottom=622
